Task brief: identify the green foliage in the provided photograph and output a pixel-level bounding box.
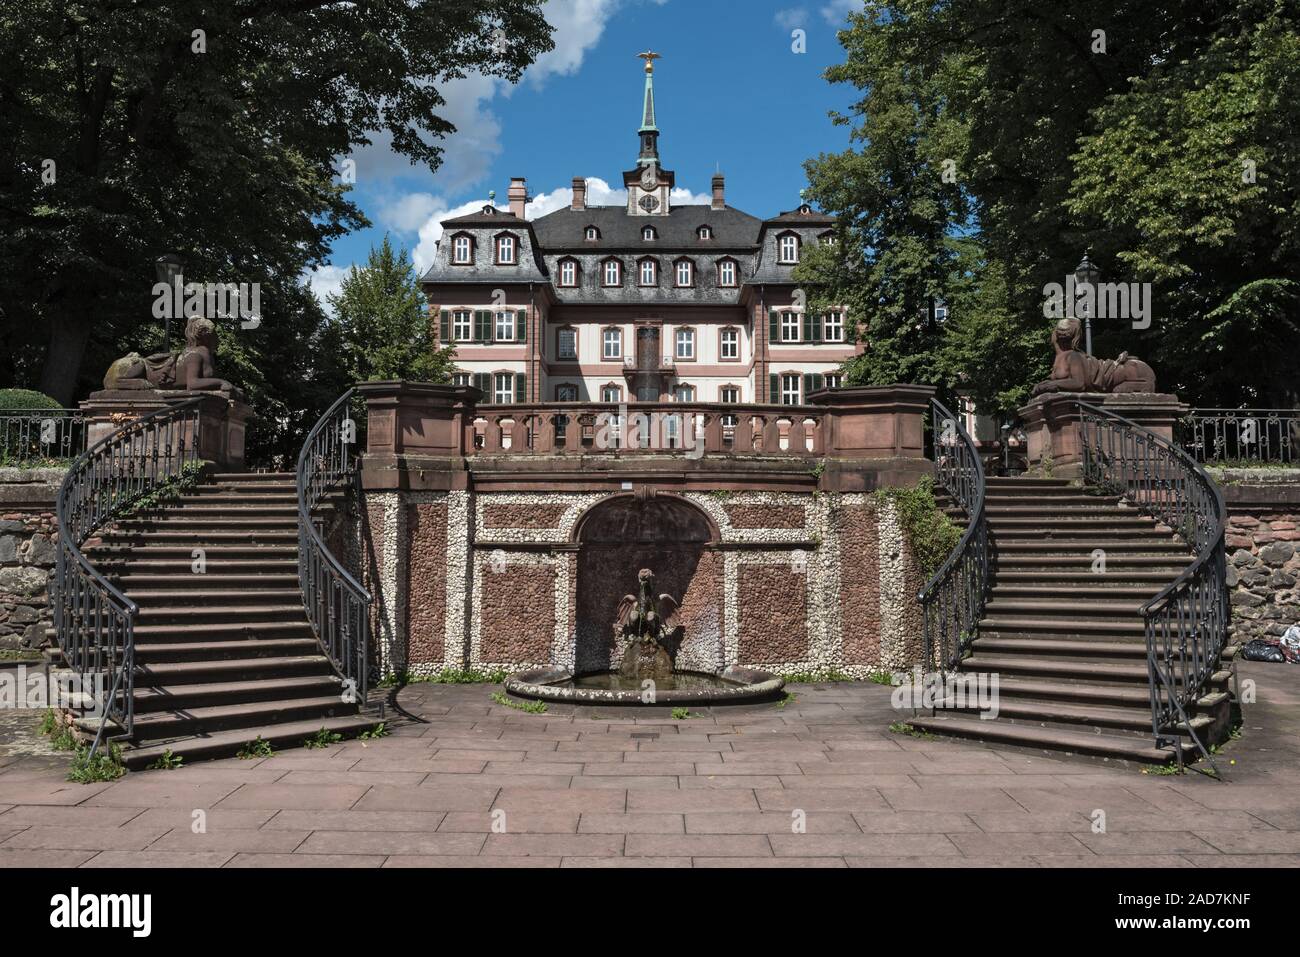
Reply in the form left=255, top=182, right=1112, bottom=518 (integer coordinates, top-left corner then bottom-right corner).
left=888, top=721, right=935, bottom=741
left=866, top=670, right=897, bottom=686
left=775, top=692, right=797, bottom=709
left=320, top=237, right=457, bottom=387
left=800, top=1, right=1300, bottom=414
left=38, top=709, right=79, bottom=751
left=68, top=742, right=126, bottom=783
left=146, top=749, right=183, bottom=770
left=874, top=477, right=962, bottom=577
left=237, top=736, right=274, bottom=760
left=670, top=707, right=692, bottom=720
left=490, top=691, right=547, bottom=714
left=121, top=460, right=206, bottom=514
left=379, top=666, right=508, bottom=687
left=303, top=727, right=344, bottom=749
left=357, top=722, right=390, bottom=740
left=0, top=388, right=60, bottom=410
left=779, top=668, right=855, bottom=683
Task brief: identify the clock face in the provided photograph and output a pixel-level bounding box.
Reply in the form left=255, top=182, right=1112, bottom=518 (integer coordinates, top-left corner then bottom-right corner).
left=638, top=194, right=660, bottom=212
left=640, top=167, right=657, bottom=190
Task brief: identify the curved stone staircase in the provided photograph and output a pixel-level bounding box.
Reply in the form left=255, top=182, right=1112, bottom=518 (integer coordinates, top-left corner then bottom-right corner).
left=72, top=471, right=375, bottom=769
left=910, top=477, right=1234, bottom=764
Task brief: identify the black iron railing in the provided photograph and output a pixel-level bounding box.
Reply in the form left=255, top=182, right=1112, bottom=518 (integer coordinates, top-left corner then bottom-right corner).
left=918, top=398, right=991, bottom=675
left=52, top=398, right=202, bottom=758
left=297, top=389, right=371, bottom=704
left=1079, top=402, right=1228, bottom=771
left=1, top=409, right=87, bottom=465
left=1182, top=408, right=1298, bottom=465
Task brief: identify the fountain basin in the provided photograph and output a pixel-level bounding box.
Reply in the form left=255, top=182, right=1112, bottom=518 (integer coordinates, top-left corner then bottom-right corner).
left=504, top=665, right=784, bottom=707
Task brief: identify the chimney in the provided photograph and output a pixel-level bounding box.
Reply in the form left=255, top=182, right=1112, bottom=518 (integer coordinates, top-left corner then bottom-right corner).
left=711, top=172, right=725, bottom=210
left=571, top=176, right=587, bottom=211
left=508, top=177, right=528, bottom=218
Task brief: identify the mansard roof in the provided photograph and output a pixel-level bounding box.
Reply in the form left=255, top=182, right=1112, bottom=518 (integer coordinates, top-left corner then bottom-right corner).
left=531, top=204, right=762, bottom=250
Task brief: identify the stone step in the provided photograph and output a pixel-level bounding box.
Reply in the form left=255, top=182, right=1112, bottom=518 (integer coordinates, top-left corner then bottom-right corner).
left=990, top=584, right=1162, bottom=600
left=962, top=654, right=1155, bottom=683
left=135, top=603, right=307, bottom=624
left=137, top=655, right=335, bottom=686
left=133, top=619, right=314, bottom=641
left=96, top=529, right=299, bottom=544
left=904, top=714, right=1192, bottom=764
left=984, top=599, right=1144, bottom=618
left=974, top=637, right=1148, bottom=658
left=119, top=575, right=301, bottom=590
left=979, top=616, right=1146, bottom=637
left=938, top=697, right=1155, bottom=732
left=133, top=675, right=345, bottom=712
left=125, top=588, right=302, bottom=603
left=126, top=696, right=354, bottom=741
left=995, top=540, right=1190, bottom=554
left=120, top=714, right=377, bottom=770
left=133, top=637, right=323, bottom=663
left=990, top=676, right=1152, bottom=708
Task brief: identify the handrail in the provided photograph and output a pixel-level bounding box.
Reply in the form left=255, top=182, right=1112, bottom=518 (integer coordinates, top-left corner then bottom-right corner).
left=0, top=408, right=87, bottom=465
left=917, top=398, right=991, bottom=677
left=52, top=397, right=203, bottom=759
left=1078, top=401, right=1227, bottom=772
left=1181, top=407, right=1298, bottom=465
left=297, top=389, right=372, bottom=704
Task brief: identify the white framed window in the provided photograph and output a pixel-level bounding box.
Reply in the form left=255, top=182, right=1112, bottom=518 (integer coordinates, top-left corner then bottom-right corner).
left=781, top=373, right=801, bottom=406
left=697, top=225, right=712, bottom=239
left=778, top=233, right=799, bottom=263
left=719, top=385, right=739, bottom=404
left=934, top=303, right=949, bottom=323
left=639, top=259, right=657, bottom=285
left=824, top=311, right=844, bottom=342
left=718, top=259, right=736, bottom=287
left=675, top=260, right=693, bottom=287
left=642, top=225, right=657, bottom=240
left=496, top=234, right=515, bottom=264
left=602, top=327, right=622, bottom=360
left=559, top=259, right=577, bottom=286
left=781, top=311, right=800, bottom=342
left=493, top=373, right=514, bottom=404
left=674, top=384, right=695, bottom=402
left=824, top=373, right=843, bottom=389
left=720, top=327, right=739, bottom=360
left=601, top=384, right=622, bottom=403
left=557, top=328, right=577, bottom=360
left=556, top=383, right=578, bottom=402
left=675, top=328, right=695, bottom=360
left=494, top=311, right=515, bottom=341
left=452, top=372, right=471, bottom=386
left=602, top=259, right=621, bottom=286
left=453, top=310, right=472, bottom=342
left=452, top=235, right=472, bottom=264
left=585, top=226, right=599, bottom=240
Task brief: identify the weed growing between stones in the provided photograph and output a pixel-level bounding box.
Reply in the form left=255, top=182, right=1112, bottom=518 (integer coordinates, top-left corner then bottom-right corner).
left=490, top=691, right=547, bottom=714
left=303, top=727, right=344, bottom=749
left=67, top=742, right=125, bottom=783
left=872, top=477, right=961, bottom=578
left=237, top=736, right=275, bottom=759
left=146, top=749, right=183, bottom=770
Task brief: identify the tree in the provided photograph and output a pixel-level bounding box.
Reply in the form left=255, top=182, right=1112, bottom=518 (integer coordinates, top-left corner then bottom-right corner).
left=797, top=0, right=1300, bottom=415
left=0, top=0, right=553, bottom=403
left=323, top=236, right=455, bottom=385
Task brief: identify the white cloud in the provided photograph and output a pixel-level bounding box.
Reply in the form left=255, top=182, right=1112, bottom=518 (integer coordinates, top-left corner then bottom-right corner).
left=774, top=7, right=809, bottom=31
left=524, top=0, right=623, bottom=89
left=375, top=191, right=443, bottom=233
left=306, top=263, right=350, bottom=312
left=820, top=0, right=861, bottom=25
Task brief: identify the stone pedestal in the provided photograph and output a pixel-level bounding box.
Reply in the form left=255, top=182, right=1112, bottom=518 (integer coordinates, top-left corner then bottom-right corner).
left=809, top=383, right=935, bottom=490
left=80, top=389, right=252, bottom=471
left=1017, top=392, right=1188, bottom=478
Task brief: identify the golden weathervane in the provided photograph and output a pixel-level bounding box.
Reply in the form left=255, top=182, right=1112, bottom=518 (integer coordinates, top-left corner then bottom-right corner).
left=637, top=50, right=661, bottom=74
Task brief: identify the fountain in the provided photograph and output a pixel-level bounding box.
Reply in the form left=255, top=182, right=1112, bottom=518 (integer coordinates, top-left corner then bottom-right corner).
left=505, top=567, right=783, bottom=706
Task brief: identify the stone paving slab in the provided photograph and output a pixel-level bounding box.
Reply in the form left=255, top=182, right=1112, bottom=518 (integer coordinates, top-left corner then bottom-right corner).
left=0, top=663, right=1296, bottom=867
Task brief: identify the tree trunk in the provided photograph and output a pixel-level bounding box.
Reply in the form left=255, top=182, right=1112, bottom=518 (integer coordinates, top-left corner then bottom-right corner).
left=38, top=309, right=93, bottom=406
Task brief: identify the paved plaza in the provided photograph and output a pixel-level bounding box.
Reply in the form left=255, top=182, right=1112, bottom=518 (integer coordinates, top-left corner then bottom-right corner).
left=0, top=661, right=1297, bottom=868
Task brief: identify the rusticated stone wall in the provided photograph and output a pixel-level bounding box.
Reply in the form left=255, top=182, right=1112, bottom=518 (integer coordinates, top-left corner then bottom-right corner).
left=369, top=487, right=931, bottom=677
left=1226, top=510, right=1299, bottom=642
left=0, top=469, right=64, bottom=654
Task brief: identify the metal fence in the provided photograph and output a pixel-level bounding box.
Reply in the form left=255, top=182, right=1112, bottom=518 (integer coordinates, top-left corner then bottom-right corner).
left=1182, top=408, right=1298, bottom=465
left=0, top=409, right=87, bottom=465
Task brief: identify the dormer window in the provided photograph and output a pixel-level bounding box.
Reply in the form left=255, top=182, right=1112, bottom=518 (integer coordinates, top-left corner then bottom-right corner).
left=778, top=232, right=800, bottom=264
left=697, top=225, right=712, bottom=240
left=642, top=225, right=657, bottom=241
left=452, top=234, right=473, bottom=264
left=585, top=226, right=600, bottom=241
left=496, top=234, right=516, bottom=264
left=638, top=258, right=657, bottom=286
left=558, top=258, right=578, bottom=287
left=675, top=259, right=694, bottom=287
left=717, top=259, right=737, bottom=287
left=602, top=258, right=622, bottom=286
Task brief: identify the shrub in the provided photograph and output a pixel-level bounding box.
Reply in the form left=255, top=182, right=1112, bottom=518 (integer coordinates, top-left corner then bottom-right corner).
left=0, top=388, right=67, bottom=465
left=0, top=388, right=61, bottom=411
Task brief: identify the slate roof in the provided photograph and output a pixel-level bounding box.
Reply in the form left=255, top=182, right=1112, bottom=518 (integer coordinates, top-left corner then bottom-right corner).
left=530, top=204, right=762, bottom=251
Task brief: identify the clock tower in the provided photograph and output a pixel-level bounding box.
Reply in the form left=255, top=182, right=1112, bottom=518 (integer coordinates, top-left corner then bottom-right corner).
left=625, top=51, right=674, bottom=216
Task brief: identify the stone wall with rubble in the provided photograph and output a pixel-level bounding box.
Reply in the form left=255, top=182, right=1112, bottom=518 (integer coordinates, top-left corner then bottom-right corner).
left=1225, top=505, right=1300, bottom=642
left=0, top=468, right=64, bottom=654
left=367, top=487, right=930, bottom=679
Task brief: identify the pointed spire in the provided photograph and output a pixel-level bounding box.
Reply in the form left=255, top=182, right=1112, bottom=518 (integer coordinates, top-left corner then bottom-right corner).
left=635, top=51, right=661, bottom=166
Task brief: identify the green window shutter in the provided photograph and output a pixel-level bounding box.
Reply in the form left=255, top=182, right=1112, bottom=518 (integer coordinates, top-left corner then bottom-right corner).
left=811, top=313, right=822, bottom=342
left=769, top=374, right=779, bottom=403
left=473, top=372, right=490, bottom=396
left=515, top=373, right=526, bottom=403
left=516, top=309, right=527, bottom=343
left=803, top=374, right=815, bottom=399
left=802, top=314, right=812, bottom=342
left=439, top=310, right=450, bottom=343
left=475, top=310, right=490, bottom=342
left=768, top=309, right=779, bottom=341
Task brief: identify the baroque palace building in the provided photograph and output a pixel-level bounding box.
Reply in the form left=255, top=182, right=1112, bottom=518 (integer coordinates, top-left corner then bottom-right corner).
left=421, top=52, right=860, bottom=406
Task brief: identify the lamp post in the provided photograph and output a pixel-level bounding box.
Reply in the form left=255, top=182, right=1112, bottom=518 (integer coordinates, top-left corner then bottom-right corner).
left=155, top=253, right=185, bottom=353
left=1074, top=251, right=1099, bottom=356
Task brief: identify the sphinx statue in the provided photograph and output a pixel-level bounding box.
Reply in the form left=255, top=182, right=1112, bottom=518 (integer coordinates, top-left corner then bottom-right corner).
left=1030, top=317, right=1156, bottom=396
left=615, top=568, right=684, bottom=682
left=103, top=317, right=237, bottom=394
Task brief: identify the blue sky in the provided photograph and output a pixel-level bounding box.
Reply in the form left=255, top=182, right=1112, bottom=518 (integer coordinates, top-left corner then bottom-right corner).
left=310, top=0, right=863, bottom=302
